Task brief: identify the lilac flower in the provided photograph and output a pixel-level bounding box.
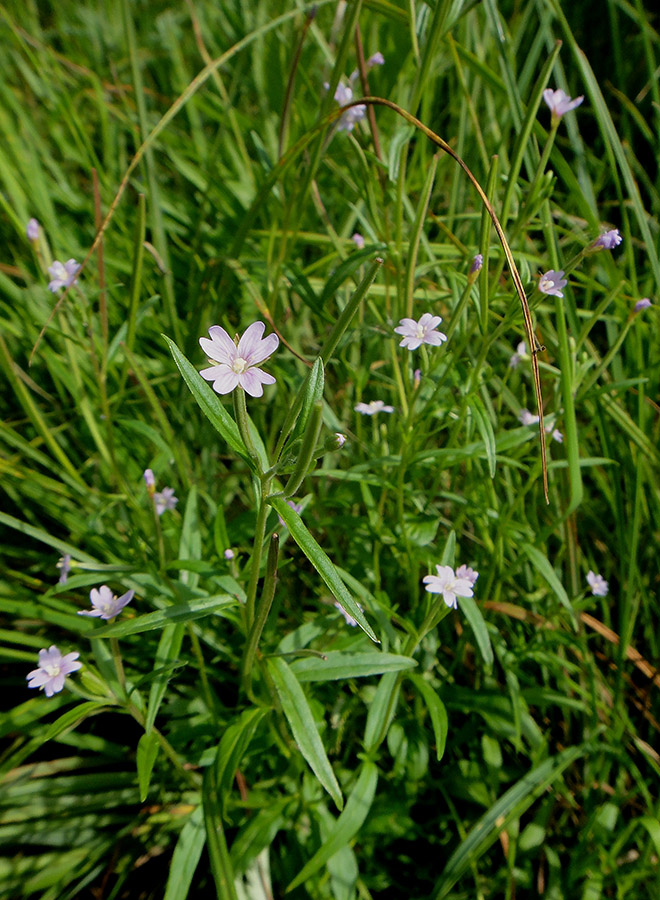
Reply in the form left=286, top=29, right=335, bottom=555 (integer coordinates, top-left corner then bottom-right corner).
left=154, top=487, right=178, bottom=516
left=367, top=52, right=385, bottom=68
left=355, top=400, right=394, bottom=415
left=423, top=565, right=474, bottom=609
left=57, top=554, right=71, bottom=585
left=200, top=322, right=279, bottom=398
left=334, top=81, right=366, bottom=132
left=27, top=218, right=40, bottom=241
left=27, top=645, right=82, bottom=697
left=334, top=599, right=363, bottom=627
left=538, top=270, right=568, bottom=298
left=277, top=499, right=303, bottom=527
left=143, top=468, right=156, bottom=494
left=551, top=429, right=563, bottom=443
left=413, top=368, right=421, bottom=388
left=394, top=313, right=447, bottom=351
left=470, top=254, right=483, bottom=275
left=543, top=88, right=584, bottom=120
left=455, top=565, right=479, bottom=586
left=593, top=229, right=622, bottom=251
left=352, top=232, right=365, bottom=249
left=48, top=259, right=81, bottom=292
left=224, top=548, right=235, bottom=561
left=78, top=585, right=134, bottom=620
left=509, top=341, right=528, bottom=369
left=518, top=409, right=540, bottom=426
left=634, top=298, right=652, bottom=312
left=335, top=433, right=346, bottom=448
left=586, top=571, right=608, bottom=597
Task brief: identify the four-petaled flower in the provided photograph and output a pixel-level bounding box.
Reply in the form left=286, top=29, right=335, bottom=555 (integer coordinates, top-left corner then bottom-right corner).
left=27, top=645, right=82, bottom=697
left=352, top=232, right=365, bottom=249
left=48, top=259, right=81, bottom=292
left=367, top=52, right=385, bottom=68
left=200, top=322, right=279, bottom=398
left=593, top=229, right=622, bottom=251
left=355, top=400, right=394, bottom=415
left=394, top=313, right=447, bottom=351
left=634, top=298, right=652, bottom=312
left=154, top=487, right=178, bottom=516
left=543, top=88, right=584, bottom=120
left=586, top=571, right=608, bottom=597
left=27, top=218, right=40, bottom=241
left=334, top=81, right=366, bottom=132
left=79, top=585, right=134, bottom=619
left=519, top=408, right=540, bottom=426
left=423, top=565, right=475, bottom=609
left=538, top=270, right=567, bottom=298
left=470, top=254, right=483, bottom=275
left=509, top=341, right=528, bottom=369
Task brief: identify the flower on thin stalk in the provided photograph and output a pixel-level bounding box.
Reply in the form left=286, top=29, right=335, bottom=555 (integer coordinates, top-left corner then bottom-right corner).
left=543, top=88, right=584, bottom=121
left=470, top=254, right=483, bottom=275
left=27, top=645, right=82, bottom=697
left=57, top=554, right=71, bottom=585
left=79, top=585, right=134, bottom=620
left=48, top=259, right=81, bottom=292
left=634, top=298, right=652, bottom=312
left=586, top=571, right=608, bottom=597
left=352, top=232, right=365, bottom=249
left=394, top=313, right=447, bottom=351
left=518, top=409, right=540, bottom=426
left=367, top=51, right=385, bottom=68
left=509, top=341, right=528, bottom=369
left=200, top=322, right=279, bottom=398
left=143, top=468, right=156, bottom=494
left=154, top=487, right=178, bottom=516
left=224, top=548, right=235, bottom=561
left=538, top=270, right=567, bottom=298
left=423, top=565, right=475, bottom=609
left=355, top=400, right=394, bottom=415
left=333, top=81, right=366, bottom=132
left=26, top=218, right=40, bottom=241
left=593, top=229, right=622, bottom=251
left=334, top=600, right=363, bottom=627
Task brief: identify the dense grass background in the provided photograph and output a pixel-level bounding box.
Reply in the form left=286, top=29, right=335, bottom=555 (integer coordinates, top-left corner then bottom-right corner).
left=1, top=0, right=659, bottom=897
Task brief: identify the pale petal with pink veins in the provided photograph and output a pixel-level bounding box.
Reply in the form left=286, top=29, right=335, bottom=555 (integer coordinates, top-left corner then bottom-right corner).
left=237, top=321, right=266, bottom=358
left=239, top=368, right=276, bottom=397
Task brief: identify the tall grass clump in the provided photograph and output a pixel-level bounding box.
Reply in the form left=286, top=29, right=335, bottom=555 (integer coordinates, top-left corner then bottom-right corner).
left=1, top=1, right=659, bottom=898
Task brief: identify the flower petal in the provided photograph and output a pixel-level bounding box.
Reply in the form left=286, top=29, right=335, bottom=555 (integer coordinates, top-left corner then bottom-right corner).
left=239, top=367, right=276, bottom=398
left=201, top=365, right=241, bottom=394
left=245, top=332, right=279, bottom=366
left=237, top=321, right=266, bottom=358
left=200, top=329, right=235, bottom=364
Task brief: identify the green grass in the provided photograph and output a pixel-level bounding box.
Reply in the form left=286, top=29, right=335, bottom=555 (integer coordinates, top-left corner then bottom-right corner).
left=1, top=1, right=659, bottom=898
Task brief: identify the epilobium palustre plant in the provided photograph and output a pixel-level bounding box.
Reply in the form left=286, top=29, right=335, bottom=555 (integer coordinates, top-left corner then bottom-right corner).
left=3, top=3, right=659, bottom=899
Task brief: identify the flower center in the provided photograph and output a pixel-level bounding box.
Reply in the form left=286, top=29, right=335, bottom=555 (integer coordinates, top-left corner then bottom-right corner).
left=415, top=324, right=426, bottom=338
left=45, top=663, right=62, bottom=677
left=232, top=357, right=248, bottom=374
left=539, top=277, right=553, bottom=292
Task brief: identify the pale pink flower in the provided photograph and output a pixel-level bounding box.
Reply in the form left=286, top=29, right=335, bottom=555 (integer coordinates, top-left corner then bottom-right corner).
left=48, top=259, right=81, bottom=292
left=455, top=565, right=479, bottom=586
left=334, top=81, right=366, bottom=132
left=634, top=298, right=652, bottom=312
left=394, top=313, right=447, bottom=351
left=154, top=487, right=178, bottom=516
left=367, top=52, right=385, bottom=68
left=57, top=554, right=71, bottom=585
left=78, top=585, right=134, bottom=620
left=27, top=218, right=40, bottom=241
left=509, top=341, right=528, bottom=369
left=143, top=469, right=156, bottom=492
left=355, top=400, right=394, bottom=415
left=27, top=645, right=82, bottom=697
left=352, top=232, right=365, bottom=249
left=470, top=254, right=483, bottom=275
left=538, top=270, right=567, bottom=298
left=423, top=565, right=474, bottom=609
left=518, top=409, right=540, bottom=426
left=543, top=88, right=584, bottom=119
left=334, top=599, right=363, bottom=627
left=593, top=229, right=622, bottom=251
left=200, top=321, right=279, bottom=398
left=587, top=571, right=608, bottom=597
left=224, top=548, right=235, bottom=560
left=335, top=433, right=346, bottom=448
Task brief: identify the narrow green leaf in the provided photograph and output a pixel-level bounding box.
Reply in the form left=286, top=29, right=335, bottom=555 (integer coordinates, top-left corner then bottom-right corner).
left=432, top=742, right=591, bottom=899
left=269, top=496, right=377, bottom=642
left=470, top=395, right=497, bottom=478
left=457, top=595, right=494, bottom=669
left=521, top=543, right=576, bottom=624
left=136, top=731, right=159, bottom=801
left=286, top=762, right=378, bottom=891
left=290, top=651, right=416, bottom=682
left=164, top=805, right=205, bottom=900
left=363, top=671, right=401, bottom=753
left=203, top=766, right=239, bottom=900
left=267, top=657, right=343, bottom=810
left=215, top=708, right=268, bottom=814
left=92, top=595, right=236, bottom=638
left=408, top=674, right=449, bottom=762
left=145, top=624, right=185, bottom=734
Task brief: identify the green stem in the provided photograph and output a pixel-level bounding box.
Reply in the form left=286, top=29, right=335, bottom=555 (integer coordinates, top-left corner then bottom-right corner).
left=245, top=480, right=272, bottom=629
left=110, top=636, right=126, bottom=696
left=241, top=533, right=279, bottom=698
left=233, top=387, right=261, bottom=469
